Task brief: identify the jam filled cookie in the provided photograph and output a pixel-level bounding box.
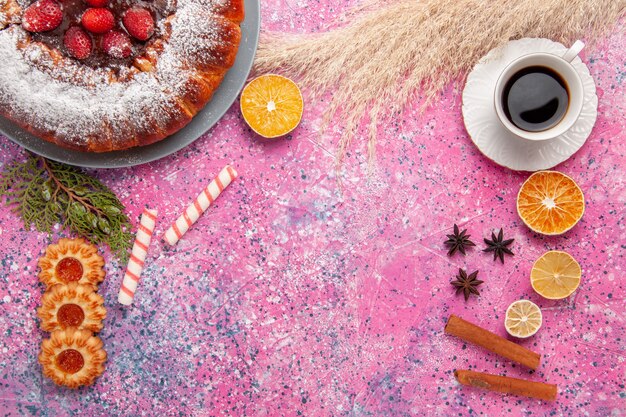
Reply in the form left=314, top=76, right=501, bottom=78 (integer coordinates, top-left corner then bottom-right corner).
left=39, top=328, right=107, bottom=388
left=38, top=238, right=105, bottom=289
left=38, top=283, right=106, bottom=332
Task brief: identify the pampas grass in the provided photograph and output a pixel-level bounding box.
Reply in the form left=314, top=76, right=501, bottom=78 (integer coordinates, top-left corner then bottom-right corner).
left=254, top=0, right=625, bottom=164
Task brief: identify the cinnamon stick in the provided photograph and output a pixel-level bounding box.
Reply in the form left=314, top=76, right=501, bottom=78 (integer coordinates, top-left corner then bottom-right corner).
left=445, top=315, right=541, bottom=370
left=455, top=370, right=557, bottom=401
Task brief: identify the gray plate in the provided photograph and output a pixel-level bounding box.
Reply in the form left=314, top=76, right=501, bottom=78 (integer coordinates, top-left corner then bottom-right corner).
left=0, top=0, right=260, bottom=168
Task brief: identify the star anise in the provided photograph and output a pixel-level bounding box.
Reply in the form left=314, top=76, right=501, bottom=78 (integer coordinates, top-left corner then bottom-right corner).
left=444, top=224, right=476, bottom=256
left=483, top=228, right=514, bottom=264
left=450, top=269, right=483, bottom=301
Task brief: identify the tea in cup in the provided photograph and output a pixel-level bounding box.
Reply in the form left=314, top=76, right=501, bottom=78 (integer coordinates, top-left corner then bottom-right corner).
left=494, top=40, right=585, bottom=141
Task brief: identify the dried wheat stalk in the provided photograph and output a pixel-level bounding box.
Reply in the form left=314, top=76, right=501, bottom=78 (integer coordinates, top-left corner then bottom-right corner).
left=254, top=0, right=625, bottom=164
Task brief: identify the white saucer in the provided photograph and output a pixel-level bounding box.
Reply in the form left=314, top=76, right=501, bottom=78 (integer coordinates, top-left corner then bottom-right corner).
left=462, top=38, right=598, bottom=171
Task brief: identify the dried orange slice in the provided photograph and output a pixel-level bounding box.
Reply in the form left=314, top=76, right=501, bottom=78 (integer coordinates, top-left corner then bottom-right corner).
left=517, top=171, right=585, bottom=235
left=505, top=300, right=542, bottom=338
left=530, top=250, right=581, bottom=299
left=240, top=74, right=304, bottom=138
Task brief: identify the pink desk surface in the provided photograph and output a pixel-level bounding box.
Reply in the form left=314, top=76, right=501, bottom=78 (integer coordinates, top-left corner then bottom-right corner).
left=0, top=1, right=624, bottom=416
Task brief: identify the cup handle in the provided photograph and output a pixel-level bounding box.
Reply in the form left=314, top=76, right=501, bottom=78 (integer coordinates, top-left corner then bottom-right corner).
left=562, top=40, right=585, bottom=62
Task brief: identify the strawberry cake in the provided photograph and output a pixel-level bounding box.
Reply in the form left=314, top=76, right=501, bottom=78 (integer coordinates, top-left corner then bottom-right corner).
left=0, top=0, right=243, bottom=152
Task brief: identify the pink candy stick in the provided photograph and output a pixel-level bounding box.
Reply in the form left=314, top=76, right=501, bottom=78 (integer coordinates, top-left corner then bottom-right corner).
left=164, top=165, right=237, bottom=245
left=118, top=208, right=157, bottom=306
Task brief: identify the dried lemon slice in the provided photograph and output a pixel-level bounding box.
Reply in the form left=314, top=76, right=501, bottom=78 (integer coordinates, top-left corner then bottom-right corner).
left=531, top=250, right=581, bottom=299
left=505, top=300, right=543, bottom=338
left=517, top=170, right=585, bottom=235
left=240, top=74, right=304, bottom=138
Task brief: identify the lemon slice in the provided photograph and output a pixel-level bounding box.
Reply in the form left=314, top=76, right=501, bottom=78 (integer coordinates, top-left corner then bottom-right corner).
left=240, top=74, right=304, bottom=138
left=505, top=300, right=543, bottom=338
left=530, top=250, right=581, bottom=299
left=517, top=170, right=585, bottom=235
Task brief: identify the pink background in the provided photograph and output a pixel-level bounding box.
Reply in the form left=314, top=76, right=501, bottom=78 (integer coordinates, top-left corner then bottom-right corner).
left=0, top=1, right=625, bottom=415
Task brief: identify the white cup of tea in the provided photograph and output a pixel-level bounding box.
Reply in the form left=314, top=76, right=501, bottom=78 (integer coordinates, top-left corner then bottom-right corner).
left=494, top=40, right=585, bottom=141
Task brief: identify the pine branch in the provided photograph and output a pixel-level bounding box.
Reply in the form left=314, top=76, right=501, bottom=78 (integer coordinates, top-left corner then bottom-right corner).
left=0, top=153, right=133, bottom=263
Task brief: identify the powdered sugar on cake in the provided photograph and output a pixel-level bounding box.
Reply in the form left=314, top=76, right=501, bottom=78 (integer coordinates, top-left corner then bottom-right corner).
left=0, top=0, right=240, bottom=151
